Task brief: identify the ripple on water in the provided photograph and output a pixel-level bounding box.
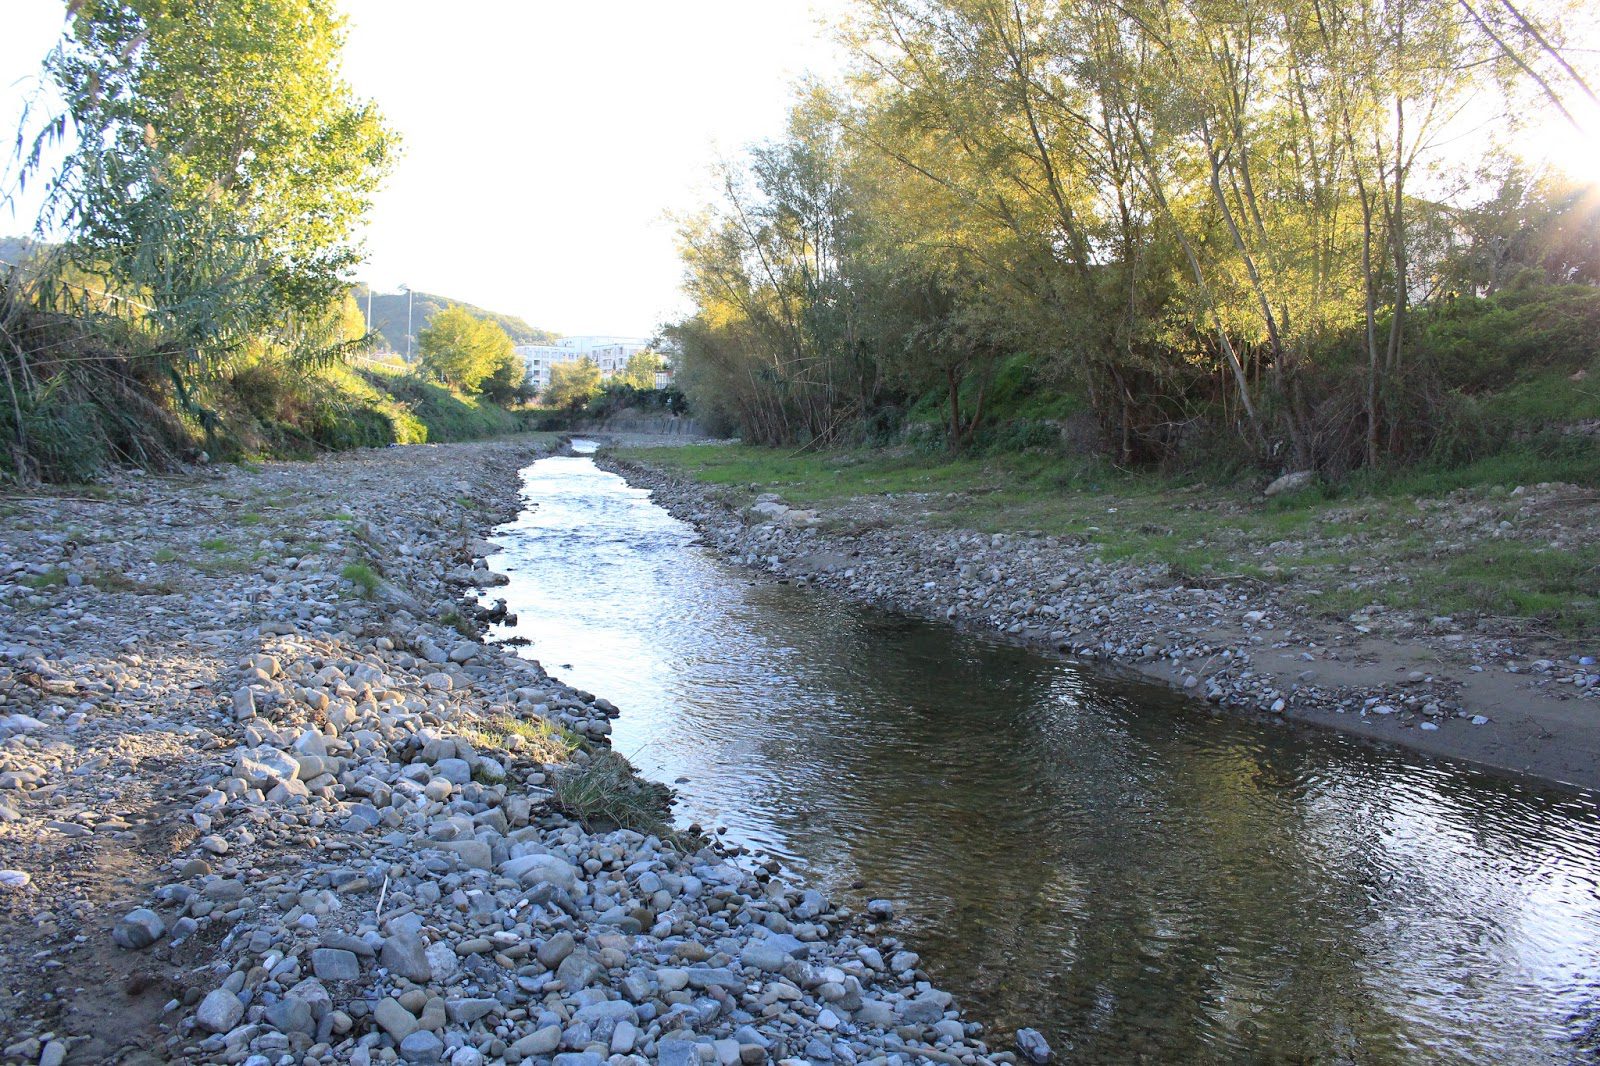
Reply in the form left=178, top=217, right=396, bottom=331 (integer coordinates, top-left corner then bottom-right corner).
left=489, top=453, right=1600, bottom=1065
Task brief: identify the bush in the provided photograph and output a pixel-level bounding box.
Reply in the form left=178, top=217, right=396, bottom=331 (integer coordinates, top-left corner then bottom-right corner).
left=1417, top=284, right=1600, bottom=395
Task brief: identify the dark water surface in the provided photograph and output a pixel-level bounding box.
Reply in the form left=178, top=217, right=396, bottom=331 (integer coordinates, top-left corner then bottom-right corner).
left=489, top=448, right=1600, bottom=1065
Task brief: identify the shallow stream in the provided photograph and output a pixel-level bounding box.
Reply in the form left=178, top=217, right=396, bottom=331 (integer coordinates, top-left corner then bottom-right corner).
left=488, top=446, right=1600, bottom=1064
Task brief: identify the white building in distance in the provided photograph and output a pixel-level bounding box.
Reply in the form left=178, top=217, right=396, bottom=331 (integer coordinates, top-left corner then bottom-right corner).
left=515, top=336, right=653, bottom=394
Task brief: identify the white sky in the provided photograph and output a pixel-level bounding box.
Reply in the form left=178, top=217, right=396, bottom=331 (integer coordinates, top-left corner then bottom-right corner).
left=0, top=0, right=849, bottom=338
left=3, top=2, right=1598, bottom=339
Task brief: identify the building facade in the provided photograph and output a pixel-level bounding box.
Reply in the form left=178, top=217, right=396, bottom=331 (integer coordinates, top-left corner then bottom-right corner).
left=515, top=336, right=657, bottom=394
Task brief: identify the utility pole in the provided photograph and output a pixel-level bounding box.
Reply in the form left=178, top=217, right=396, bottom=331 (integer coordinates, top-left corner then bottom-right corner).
left=401, top=283, right=413, bottom=362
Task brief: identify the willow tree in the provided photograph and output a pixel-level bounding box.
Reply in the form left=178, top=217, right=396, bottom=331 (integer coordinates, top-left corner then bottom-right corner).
left=673, top=89, right=884, bottom=446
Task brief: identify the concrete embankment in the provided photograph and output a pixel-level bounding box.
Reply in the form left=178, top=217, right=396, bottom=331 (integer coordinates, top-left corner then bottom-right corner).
left=0, top=439, right=1003, bottom=1066
left=603, top=455, right=1600, bottom=793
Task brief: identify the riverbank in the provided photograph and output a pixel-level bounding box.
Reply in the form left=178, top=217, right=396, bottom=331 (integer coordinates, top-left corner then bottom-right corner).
left=0, top=440, right=1000, bottom=1065
left=601, top=445, right=1600, bottom=793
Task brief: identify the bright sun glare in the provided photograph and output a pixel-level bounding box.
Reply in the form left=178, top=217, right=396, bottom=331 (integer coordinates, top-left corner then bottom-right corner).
left=1518, top=100, right=1600, bottom=182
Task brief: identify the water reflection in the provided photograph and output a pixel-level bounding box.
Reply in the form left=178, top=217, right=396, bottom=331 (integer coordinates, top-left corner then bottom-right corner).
left=489, top=452, right=1600, bottom=1064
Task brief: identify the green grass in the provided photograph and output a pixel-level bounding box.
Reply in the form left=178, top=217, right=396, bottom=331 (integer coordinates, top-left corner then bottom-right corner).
left=152, top=547, right=180, bottom=564
left=340, top=562, right=380, bottom=597
left=23, top=568, right=66, bottom=589
left=460, top=714, right=579, bottom=764
left=1305, top=541, right=1600, bottom=633
left=199, top=537, right=232, bottom=552
left=616, top=441, right=1600, bottom=636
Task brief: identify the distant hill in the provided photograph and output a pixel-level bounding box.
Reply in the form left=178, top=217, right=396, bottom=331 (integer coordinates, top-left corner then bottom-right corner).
left=0, top=235, right=52, bottom=269
left=350, top=283, right=558, bottom=354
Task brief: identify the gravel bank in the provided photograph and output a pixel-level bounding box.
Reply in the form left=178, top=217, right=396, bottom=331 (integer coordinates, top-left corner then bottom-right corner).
left=0, top=440, right=1001, bottom=1066
left=602, top=455, right=1600, bottom=792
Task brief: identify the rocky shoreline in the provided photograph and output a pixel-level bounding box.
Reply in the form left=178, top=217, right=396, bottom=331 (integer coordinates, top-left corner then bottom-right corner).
left=601, top=454, right=1600, bottom=793
left=0, top=440, right=1005, bottom=1066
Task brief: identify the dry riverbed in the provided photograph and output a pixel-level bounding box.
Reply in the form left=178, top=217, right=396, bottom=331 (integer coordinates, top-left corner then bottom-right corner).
left=602, top=450, right=1600, bottom=793
left=0, top=440, right=1002, bottom=1066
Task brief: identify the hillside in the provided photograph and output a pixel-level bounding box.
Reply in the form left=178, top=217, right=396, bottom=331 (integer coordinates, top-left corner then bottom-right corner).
left=350, top=282, right=558, bottom=354
left=0, top=235, right=51, bottom=269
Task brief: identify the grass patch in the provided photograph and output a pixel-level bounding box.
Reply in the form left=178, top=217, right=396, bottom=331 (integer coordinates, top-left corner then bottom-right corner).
left=22, top=568, right=67, bottom=589
left=1305, top=541, right=1600, bottom=635
left=199, top=537, right=232, bottom=552
left=619, top=440, right=1600, bottom=634
left=460, top=714, right=579, bottom=764
left=340, top=562, right=380, bottom=597
left=89, top=569, right=180, bottom=595
left=192, top=557, right=254, bottom=575
left=551, top=749, right=671, bottom=835
left=152, top=547, right=180, bottom=564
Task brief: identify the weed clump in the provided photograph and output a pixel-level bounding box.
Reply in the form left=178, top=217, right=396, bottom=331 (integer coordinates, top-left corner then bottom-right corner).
left=552, top=749, right=671, bottom=835
left=460, top=714, right=578, bottom=765
left=341, top=562, right=380, bottom=597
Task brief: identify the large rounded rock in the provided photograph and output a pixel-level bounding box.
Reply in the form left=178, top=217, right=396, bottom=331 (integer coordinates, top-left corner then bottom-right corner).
left=112, top=908, right=165, bottom=950
left=196, top=988, right=244, bottom=1033
left=499, top=852, right=578, bottom=892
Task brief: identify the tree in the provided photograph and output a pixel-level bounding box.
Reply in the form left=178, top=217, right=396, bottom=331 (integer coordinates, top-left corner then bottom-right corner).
left=479, top=348, right=533, bottom=405
left=620, top=350, right=664, bottom=389
left=545, top=357, right=602, bottom=410
left=39, top=0, right=393, bottom=372
left=417, top=306, right=514, bottom=393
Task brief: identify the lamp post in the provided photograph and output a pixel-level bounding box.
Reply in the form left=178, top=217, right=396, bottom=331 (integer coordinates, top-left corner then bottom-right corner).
left=401, top=283, right=413, bottom=362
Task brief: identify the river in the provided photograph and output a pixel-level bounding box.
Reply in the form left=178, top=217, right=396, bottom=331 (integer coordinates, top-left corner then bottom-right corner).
left=487, top=445, right=1600, bottom=1064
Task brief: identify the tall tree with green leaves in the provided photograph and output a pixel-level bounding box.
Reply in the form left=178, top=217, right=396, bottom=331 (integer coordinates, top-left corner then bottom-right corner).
left=619, top=350, right=664, bottom=389
left=39, top=0, right=393, bottom=371
left=417, top=306, right=515, bottom=393
left=545, top=357, right=602, bottom=410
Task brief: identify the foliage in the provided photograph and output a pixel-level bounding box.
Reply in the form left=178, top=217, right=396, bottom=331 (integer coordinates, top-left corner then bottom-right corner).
left=341, top=562, right=380, bottom=597
left=586, top=381, right=688, bottom=421
left=0, top=0, right=419, bottom=482
left=545, top=357, right=602, bottom=411
left=38, top=0, right=393, bottom=374
left=618, top=350, right=664, bottom=388
left=459, top=714, right=577, bottom=765
left=667, top=0, right=1600, bottom=473
left=479, top=347, right=536, bottom=406
left=367, top=368, right=528, bottom=442
left=417, top=305, right=517, bottom=393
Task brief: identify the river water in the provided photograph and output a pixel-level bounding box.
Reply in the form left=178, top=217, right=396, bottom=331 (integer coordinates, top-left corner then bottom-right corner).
left=488, top=447, right=1600, bottom=1064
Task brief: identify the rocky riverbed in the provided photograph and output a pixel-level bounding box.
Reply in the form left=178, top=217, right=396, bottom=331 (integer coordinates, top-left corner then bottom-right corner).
left=0, top=440, right=1004, bottom=1066
left=602, top=455, right=1600, bottom=792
